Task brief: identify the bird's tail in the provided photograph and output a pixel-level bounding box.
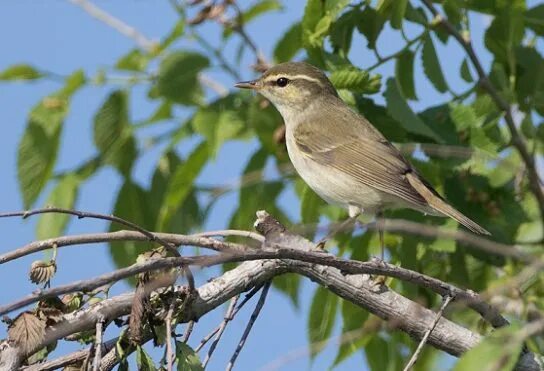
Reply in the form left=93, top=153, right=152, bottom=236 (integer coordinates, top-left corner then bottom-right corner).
left=406, top=172, right=491, bottom=235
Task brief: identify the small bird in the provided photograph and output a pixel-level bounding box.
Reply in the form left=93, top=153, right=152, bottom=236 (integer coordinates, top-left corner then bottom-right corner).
left=235, top=62, right=490, bottom=249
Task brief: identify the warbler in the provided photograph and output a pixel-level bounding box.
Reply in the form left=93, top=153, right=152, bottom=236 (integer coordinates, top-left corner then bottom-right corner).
left=235, top=62, right=490, bottom=247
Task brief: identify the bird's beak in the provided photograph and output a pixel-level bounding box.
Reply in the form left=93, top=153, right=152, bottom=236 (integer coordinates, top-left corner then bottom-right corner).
left=234, top=80, right=258, bottom=89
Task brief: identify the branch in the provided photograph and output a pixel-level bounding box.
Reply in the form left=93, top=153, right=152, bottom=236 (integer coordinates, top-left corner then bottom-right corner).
left=420, top=0, right=544, bottom=222
left=67, top=0, right=156, bottom=52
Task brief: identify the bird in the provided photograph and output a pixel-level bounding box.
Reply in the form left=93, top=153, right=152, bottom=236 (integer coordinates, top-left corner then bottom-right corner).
left=235, top=62, right=490, bottom=252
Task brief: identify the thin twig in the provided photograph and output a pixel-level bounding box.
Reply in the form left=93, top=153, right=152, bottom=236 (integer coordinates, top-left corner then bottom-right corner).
left=403, top=295, right=454, bottom=371
left=92, top=316, right=105, bottom=371
left=191, top=229, right=265, bottom=242
left=420, top=0, right=544, bottom=222
left=195, top=285, right=263, bottom=352
left=203, top=295, right=240, bottom=368
left=0, top=207, right=180, bottom=257
left=181, top=320, right=195, bottom=343
left=226, top=282, right=271, bottom=371
left=166, top=302, right=175, bottom=371
left=67, top=0, right=156, bottom=52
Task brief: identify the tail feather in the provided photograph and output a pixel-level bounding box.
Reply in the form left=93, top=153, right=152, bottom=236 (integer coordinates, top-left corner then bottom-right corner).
left=406, top=172, right=491, bottom=235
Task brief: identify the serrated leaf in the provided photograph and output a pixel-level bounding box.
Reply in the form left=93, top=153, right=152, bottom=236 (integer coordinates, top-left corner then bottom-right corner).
left=525, top=4, right=544, bottom=35
left=302, top=0, right=324, bottom=47
left=274, top=22, right=302, bottom=62
left=329, top=9, right=358, bottom=56
left=29, top=260, right=57, bottom=285
left=176, top=342, right=204, bottom=371
left=8, top=312, right=46, bottom=354
left=0, top=64, right=42, bottom=80
left=453, top=323, right=523, bottom=371
left=356, top=7, right=385, bottom=49
left=155, top=52, right=209, bottom=105
left=93, top=90, right=136, bottom=176
left=396, top=50, right=417, bottom=100
left=449, top=103, right=481, bottom=131
left=460, top=59, right=473, bottom=82
left=157, top=142, right=208, bottom=230
left=136, top=346, right=157, bottom=371
left=384, top=78, right=441, bottom=142
left=17, top=70, right=85, bottom=208
left=308, top=286, right=338, bottom=358
left=422, top=34, right=449, bottom=93
left=36, top=174, right=80, bottom=239
left=390, top=0, right=408, bottom=29
left=330, top=68, right=381, bottom=94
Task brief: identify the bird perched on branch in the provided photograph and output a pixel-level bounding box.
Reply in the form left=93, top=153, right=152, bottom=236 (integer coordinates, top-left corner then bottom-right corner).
left=236, top=62, right=490, bottom=253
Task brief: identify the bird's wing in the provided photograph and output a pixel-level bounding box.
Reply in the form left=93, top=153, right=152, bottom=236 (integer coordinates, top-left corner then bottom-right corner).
left=294, top=117, right=428, bottom=208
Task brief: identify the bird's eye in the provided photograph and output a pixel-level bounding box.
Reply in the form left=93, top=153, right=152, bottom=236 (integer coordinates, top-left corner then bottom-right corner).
left=276, top=77, right=289, bottom=87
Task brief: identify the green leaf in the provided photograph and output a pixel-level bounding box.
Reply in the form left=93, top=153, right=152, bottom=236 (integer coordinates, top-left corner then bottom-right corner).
left=36, top=175, right=80, bottom=240
left=109, top=181, right=154, bottom=271
left=460, top=59, right=474, bottom=83
left=484, top=9, right=524, bottom=64
left=329, top=68, right=381, bottom=94
left=449, top=103, right=481, bottom=131
left=515, top=47, right=544, bottom=115
left=158, top=19, right=185, bottom=53
left=116, top=49, right=149, bottom=72
left=93, top=90, right=137, bottom=176
left=273, top=23, right=302, bottom=62
left=365, top=335, right=390, bottom=371
left=333, top=299, right=369, bottom=366
left=136, top=346, right=157, bottom=371
left=329, top=10, right=358, bottom=56
left=157, top=142, right=208, bottom=230
left=356, top=7, right=385, bottom=49
left=453, top=323, right=523, bottom=371
left=308, top=286, right=338, bottom=357
left=272, top=274, right=301, bottom=308
left=300, top=185, right=324, bottom=239
left=247, top=97, right=283, bottom=154
left=155, top=52, right=209, bottom=105
left=444, top=0, right=463, bottom=26
left=525, top=4, right=544, bottom=35
left=17, top=70, right=85, bottom=208
left=422, top=34, right=449, bottom=93
left=384, top=78, right=441, bottom=142
left=176, top=342, right=204, bottom=371
left=0, top=64, right=42, bottom=80
left=390, top=0, right=408, bottom=29
left=243, top=0, right=282, bottom=23
left=396, top=50, right=417, bottom=100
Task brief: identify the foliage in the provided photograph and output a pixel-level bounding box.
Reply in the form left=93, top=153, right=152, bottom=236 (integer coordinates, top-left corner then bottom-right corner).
left=5, top=0, right=544, bottom=369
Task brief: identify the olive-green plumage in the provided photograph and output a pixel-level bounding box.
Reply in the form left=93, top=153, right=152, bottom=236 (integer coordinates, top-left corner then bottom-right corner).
left=235, top=62, right=490, bottom=235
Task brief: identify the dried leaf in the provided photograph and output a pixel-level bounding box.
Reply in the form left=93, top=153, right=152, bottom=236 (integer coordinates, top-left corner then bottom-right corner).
left=29, top=260, right=57, bottom=285
left=8, top=312, right=46, bottom=354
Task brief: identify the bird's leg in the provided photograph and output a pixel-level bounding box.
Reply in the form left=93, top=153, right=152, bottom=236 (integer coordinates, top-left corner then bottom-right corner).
left=316, top=206, right=361, bottom=250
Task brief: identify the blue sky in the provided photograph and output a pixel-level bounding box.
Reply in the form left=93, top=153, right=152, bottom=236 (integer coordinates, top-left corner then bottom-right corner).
left=0, top=1, right=538, bottom=370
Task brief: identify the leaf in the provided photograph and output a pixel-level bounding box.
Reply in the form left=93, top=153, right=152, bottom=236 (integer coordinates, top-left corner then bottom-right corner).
left=396, top=50, right=417, bottom=100
left=272, top=274, right=301, bottom=308
left=136, top=346, right=157, bottom=371
left=525, top=4, right=544, bottom=35
left=109, top=181, right=154, bottom=271
left=460, top=59, right=474, bottom=82
left=273, top=23, right=302, bottom=62
left=93, top=90, right=137, bottom=176
left=449, top=103, right=481, bottom=131
left=365, top=336, right=390, bottom=371
left=36, top=174, right=80, bottom=239
left=453, top=323, right=523, bottom=371
left=300, top=185, right=324, bottom=239
left=155, top=52, right=209, bottom=105
left=515, top=47, right=544, bottom=115
left=29, top=260, right=57, bottom=285
left=242, top=0, right=282, bottom=23
left=17, top=70, right=85, bottom=208
left=247, top=98, right=283, bottom=154
left=330, top=68, right=381, bottom=94
left=176, top=341, right=204, bottom=371
left=8, top=312, right=46, bottom=354
left=158, top=19, right=185, bottom=53
left=0, top=64, right=42, bottom=80
left=333, top=299, right=369, bottom=366
left=390, top=0, right=408, bottom=29
left=329, top=10, right=358, bottom=56
left=484, top=9, right=524, bottom=64
left=308, top=286, right=338, bottom=357
left=356, top=7, right=385, bottom=49
left=384, top=78, right=441, bottom=142
left=157, top=142, right=208, bottom=230
left=422, top=34, right=449, bottom=93
left=116, top=49, right=149, bottom=72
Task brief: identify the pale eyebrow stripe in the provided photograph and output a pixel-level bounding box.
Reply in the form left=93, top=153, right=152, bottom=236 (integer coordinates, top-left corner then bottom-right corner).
left=264, top=74, right=325, bottom=87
